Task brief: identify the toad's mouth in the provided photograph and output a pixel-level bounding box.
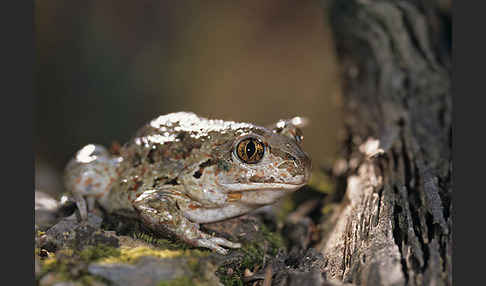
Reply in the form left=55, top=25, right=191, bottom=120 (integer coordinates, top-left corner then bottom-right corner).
left=219, top=181, right=306, bottom=192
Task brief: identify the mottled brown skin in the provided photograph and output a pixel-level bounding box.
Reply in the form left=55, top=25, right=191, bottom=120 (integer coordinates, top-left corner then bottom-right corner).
left=65, top=112, right=311, bottom=254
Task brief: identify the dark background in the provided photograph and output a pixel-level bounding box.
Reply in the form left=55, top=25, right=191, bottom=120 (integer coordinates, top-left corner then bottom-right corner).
left=35, top=1, right=342, bottom=195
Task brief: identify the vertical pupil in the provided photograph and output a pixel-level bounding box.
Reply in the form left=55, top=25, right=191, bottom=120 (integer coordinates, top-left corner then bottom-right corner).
left=246, top=140, right=256, bottom=157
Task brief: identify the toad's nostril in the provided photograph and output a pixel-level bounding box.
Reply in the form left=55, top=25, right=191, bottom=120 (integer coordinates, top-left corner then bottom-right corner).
left=286, top=153, right=297, bottom=161
left=285, top=151, right=312, bottom=183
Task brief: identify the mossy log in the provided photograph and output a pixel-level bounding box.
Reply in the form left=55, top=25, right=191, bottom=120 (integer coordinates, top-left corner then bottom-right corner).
left=319, top=1, right=451, bottom=285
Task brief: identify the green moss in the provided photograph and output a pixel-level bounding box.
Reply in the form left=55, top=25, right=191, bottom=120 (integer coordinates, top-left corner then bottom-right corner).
left=40, top=256, right=106, bottom=285
left=260, top=225, right=285, bottom=255
left=241, top=244, right=264, bottom=268
left=39, top=242, right=214, bottom=285
left=218, top=261, right=247, bottom=286
left=217, top=227, right=285, bottom=286
left=158, top=276, right=193, bottom=286
left=130, top=231, right=188, bottom=250
left=40, top=248, right=72, bottom=275
left=98, top=245, right=209, bottom=265
left=79, top=244, right=121, bottom=262
left=39, top=244, right=122, bottom=285
left=99, top=247, right=182, bottom=264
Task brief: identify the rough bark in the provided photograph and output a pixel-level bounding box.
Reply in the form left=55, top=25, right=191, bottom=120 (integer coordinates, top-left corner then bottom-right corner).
left=319, top=1, right=451, bottom=285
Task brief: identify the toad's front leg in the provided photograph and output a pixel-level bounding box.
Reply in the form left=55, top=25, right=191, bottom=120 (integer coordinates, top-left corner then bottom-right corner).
left=132, top=189, right=241, bottom=255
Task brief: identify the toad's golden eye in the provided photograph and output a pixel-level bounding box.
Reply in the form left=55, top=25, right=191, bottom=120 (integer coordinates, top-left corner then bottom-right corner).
left=236, top=138, right=265, bottom=164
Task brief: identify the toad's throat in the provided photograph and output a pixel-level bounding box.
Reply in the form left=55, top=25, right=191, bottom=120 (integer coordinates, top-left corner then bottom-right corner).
left=181, top=188, right=303, bottom=224
left=181, top=181, right=308, bottom=224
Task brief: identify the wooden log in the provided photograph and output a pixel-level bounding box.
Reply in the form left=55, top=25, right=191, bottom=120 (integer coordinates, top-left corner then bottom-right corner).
left=319, top=1, right=452, bottom=285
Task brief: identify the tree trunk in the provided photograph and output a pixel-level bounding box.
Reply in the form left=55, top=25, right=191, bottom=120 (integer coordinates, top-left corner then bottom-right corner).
left=319, top=1, right=451, bottom=285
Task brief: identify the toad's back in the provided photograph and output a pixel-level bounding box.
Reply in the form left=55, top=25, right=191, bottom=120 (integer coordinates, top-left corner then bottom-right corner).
left=111, top=112, right=256, bottom=203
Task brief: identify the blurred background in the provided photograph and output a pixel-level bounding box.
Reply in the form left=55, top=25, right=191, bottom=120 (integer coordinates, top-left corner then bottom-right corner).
left=35, top=0, right=343, bottom=196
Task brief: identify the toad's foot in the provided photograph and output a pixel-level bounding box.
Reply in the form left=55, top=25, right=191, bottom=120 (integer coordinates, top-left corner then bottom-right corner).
left=133, top=190, right=241, bottom=255
left=186, top=231, right=241, bottom=255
